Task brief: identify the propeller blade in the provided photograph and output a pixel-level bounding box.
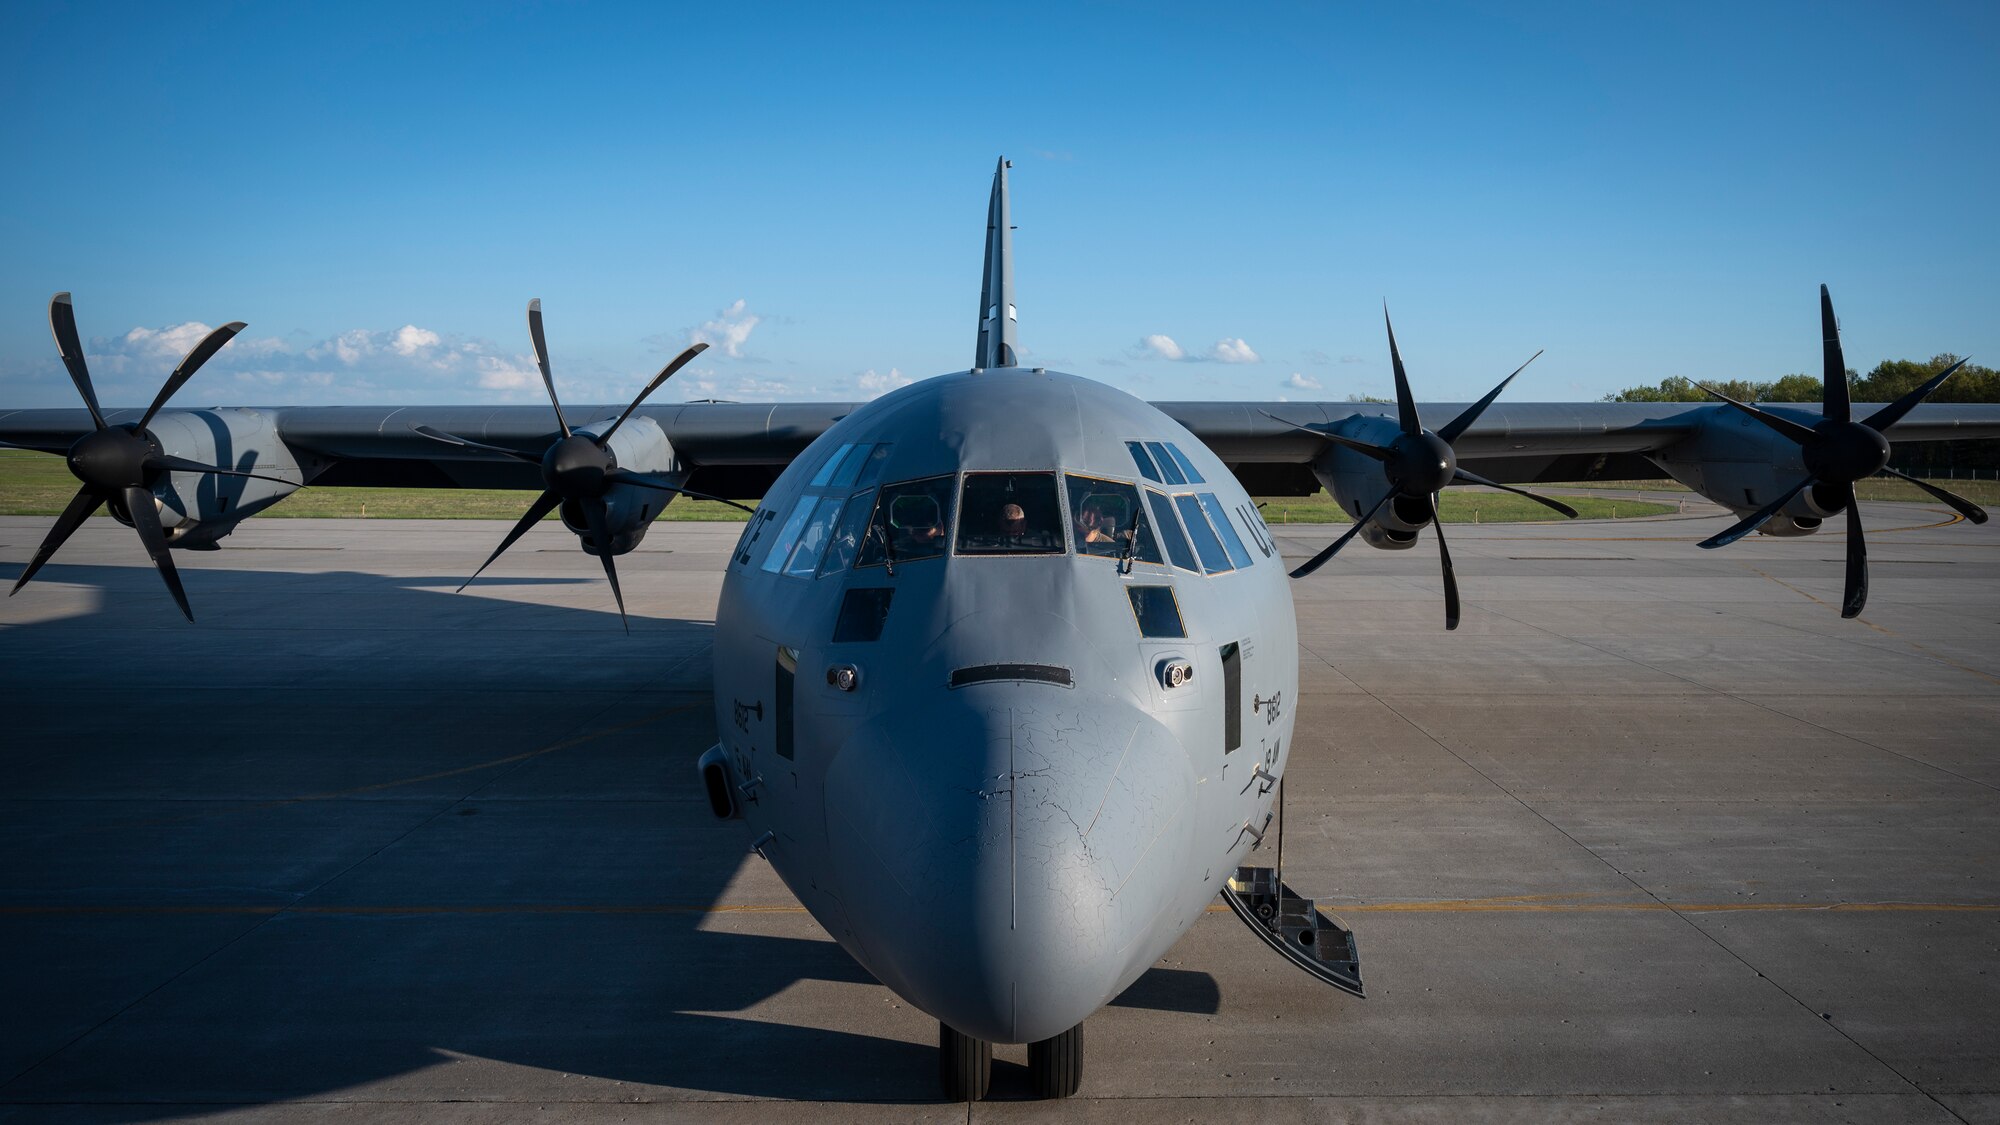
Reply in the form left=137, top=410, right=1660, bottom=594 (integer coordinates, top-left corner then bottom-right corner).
left=526, top=298, right=570, bottom=438
left=1698, top=476, right=1816, bottom=550
left=1880, top=467, right=1988, bottom=524
left=1452, top=468, right=1578, bottom=518
left=1840, top=484, right=1867, bottom=619
left=138, top=321, right=246, bottom=429
left=580, top=495, right=628, bottom=633
left=148, top=453, right=300, bottom=488
left=1432, top=496, right=1461, bottom=631
left=1384, top=305, right=1420, bottom=437
left=411, top=424, right=546, bottom=464
left=10, top=485, right=105, bottom=595
left=1289, top=490, right=1394, bottom=579
left=459, top=489, right=564, bottom=591
left=1258, top=411, right=1394, bottom=462
left=1695, top=383, right=1818, bottom=445
left=1437, top=350, right=1544, bottom=444
left=598, top=342, right=709, bottom=446
left=1861, top=357, right=1970, bottom=434
left=49, top=293, right=106, bottom=431
left=604, top=469, right=757, bottom=513
left=1821, top=285, right=1850, bottom=425
left=124, top=485, right=192, bottom=622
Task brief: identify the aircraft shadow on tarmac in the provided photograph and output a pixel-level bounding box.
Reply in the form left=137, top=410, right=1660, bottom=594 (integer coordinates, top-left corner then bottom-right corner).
left=0, top=559, right=1219, bottom=1111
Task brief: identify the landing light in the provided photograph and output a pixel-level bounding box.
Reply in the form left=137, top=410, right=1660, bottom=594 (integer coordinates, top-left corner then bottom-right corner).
left=827, top=663, right=861, bottom=692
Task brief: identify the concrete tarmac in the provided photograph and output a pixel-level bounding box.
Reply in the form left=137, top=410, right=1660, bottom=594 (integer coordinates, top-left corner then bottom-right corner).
left=1, top=500, right=1995, bottom=1123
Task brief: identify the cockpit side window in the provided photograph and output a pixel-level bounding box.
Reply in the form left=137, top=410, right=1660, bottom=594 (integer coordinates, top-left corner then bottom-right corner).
left=1146, top=490, right=1201, bottom=573
left=1174, top=493, right=1235, bottom=574
left=856, top=475, right=956, bottom=568
left=1066, top=475, right=1163, bottom=565
left=816, top=489, right=878, bottom=576
left=761, top=498, right=824, bottom=574
left=1164, top=443, right=1206, bottom=485
left=1196, top=493, right=1254, bottom=569
left=1125, top=441, right=1163, bottom=483
left=956, top=472, right=1064, bottom=556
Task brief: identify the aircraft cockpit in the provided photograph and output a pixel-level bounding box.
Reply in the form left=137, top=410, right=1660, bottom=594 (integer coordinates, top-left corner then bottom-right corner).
left=737, top=437, right=1268, bottom=583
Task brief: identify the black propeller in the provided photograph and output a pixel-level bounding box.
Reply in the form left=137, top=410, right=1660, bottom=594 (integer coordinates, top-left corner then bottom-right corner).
left=1263, top=306, right=1573, bottom=630
left=1693, top=285, right=1985, bottom=619
left=415, top=298, right=753, bottom=631
left=11, top=292, right=289, bottom=622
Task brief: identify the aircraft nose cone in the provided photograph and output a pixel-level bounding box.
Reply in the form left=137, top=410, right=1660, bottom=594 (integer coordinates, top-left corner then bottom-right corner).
left=823, top=689, right=1195, bottom=1043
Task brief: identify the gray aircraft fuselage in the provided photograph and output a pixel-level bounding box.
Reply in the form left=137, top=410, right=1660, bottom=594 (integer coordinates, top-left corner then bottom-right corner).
left=712, top=366, right=1296, bottom=1044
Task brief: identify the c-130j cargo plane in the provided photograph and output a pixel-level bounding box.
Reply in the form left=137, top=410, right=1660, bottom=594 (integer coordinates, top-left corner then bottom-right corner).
left=4, top=159, right=1997, bottom=1100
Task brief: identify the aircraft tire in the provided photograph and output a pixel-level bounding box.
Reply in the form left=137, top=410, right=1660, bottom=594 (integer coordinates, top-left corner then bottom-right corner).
left=1028, top=1022, right=1083, bottom=1098
left=937, top=1022, right=991, bottom=1101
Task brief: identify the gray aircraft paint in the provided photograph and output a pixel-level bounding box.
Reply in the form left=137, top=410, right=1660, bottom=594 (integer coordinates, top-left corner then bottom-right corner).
left=710, top=366, right=1296, bottom=1043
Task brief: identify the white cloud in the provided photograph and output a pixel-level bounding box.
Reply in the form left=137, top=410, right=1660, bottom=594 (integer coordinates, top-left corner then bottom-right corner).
left=1285, top=372, right=1322, bottom=391
left=117, top=322, right=216, bottom=360
left=390, top=325, right=442, bottom=356
left=689, top=299, right=760, bottom=359
left=1212, top=337, right=1260, bottom=364
left=856, top=368, right=911, bottom=398
left=1131, top=333, right=1261, bottom=364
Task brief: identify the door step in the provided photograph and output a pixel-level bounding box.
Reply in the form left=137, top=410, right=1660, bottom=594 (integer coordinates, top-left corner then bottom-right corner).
left=1221, top=865, right=1364, bottom=997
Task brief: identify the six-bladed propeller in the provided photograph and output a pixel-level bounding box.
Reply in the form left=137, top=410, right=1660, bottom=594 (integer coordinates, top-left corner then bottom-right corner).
left=10, top=293, right=295, bottom=621
left=1692, top=285, right=1986, bottom=618
left=1264, top=307, right=1574, bottom=629
left=414, top=299, right=754, bottom=631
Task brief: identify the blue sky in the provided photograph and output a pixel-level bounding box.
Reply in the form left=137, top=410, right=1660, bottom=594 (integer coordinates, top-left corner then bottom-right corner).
left=2, top=1, right=1995, bottom=409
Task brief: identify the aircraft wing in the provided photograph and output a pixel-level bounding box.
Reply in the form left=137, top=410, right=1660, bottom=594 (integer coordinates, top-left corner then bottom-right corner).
left=5, top=398, right=2000, bottom=500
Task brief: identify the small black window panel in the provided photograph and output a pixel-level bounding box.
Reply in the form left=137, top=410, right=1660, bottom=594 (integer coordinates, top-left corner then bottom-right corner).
left=733, top=508, right=774, bottom=566
left=956, top=472, right=1064, bottom=556
left=1146, top=490, right=1200, bottom=573
left=1066, top=475, right=1163, bottom=565
left=1221, top=642, right=1242, bottom=753
left=1126, top=440, right=1163, bottom=482
left=949, top=663, right=1074, bottom=689
left=857, top=475, right=956, bottom=567
left=832, top=587, right=894, bottom=643
left=1174, top=494, right=1235, bottom=574
left=810, top=443, right=856, bottom=487
left=1126, top=586, right=1187, bottom=638
left=1164, top=443, right=1206, bottom=484
left=775, top=646, right=799, bottom=760
left=826, top=442, right=874, bottom=489
left=1146, top=442, right=1187, bottom=485
left=853, top=443, right=893, bottom=487
left=817, top=490, right=878, bottom=576
left=1197, top=493, right=1254, bottom=568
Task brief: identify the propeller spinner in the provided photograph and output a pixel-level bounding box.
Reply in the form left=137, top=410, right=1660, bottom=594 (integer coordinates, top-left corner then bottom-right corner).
left=415, top=299, right=753, bottom=631
left=1694, top=285, right=1986, bottom=619
left=10, top=293, right=294, bottom=621
left=1264, top=306, right=1575, bottom=630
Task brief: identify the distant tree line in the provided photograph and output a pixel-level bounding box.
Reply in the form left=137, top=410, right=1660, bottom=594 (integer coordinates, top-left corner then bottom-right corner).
left=1604, top=355, right=2000, bottom=473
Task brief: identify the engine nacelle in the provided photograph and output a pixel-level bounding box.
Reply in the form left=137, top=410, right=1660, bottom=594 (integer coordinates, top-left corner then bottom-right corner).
left=1654, top=405, right=1839, bottom=536
left=118, top=409, right=306, bottom=550
left=559, top=415, right=685, bottom=556
left=1308, top=413, right=1426, bottom=550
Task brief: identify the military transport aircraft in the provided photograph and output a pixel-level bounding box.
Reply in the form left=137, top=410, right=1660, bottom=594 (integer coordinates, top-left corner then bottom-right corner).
left=4, top=159, right=1998, bottom=1101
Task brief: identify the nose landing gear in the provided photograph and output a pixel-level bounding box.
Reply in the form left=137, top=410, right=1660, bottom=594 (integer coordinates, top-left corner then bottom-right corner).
left=1028, top=1023, right=1083, bottom=1098
left=938, top=1022, right=991, bottom=1101
left=936, top=1020, right=1084, bottom=1100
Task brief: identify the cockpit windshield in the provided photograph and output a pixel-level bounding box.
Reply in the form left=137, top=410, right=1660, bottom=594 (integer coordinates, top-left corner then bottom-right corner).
left=856, top=475, right=954, bottom=568
left=1066, top=475, right=1163, bottom=565
left=956, top=472, right=1064, bottom=555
